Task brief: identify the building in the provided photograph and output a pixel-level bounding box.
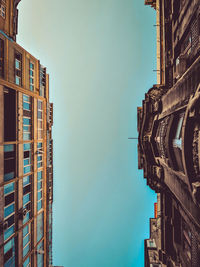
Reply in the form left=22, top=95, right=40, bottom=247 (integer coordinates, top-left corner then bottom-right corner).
left=0, top=0, right=53, bottom=266
left=138, top=0, right=200, bottom=266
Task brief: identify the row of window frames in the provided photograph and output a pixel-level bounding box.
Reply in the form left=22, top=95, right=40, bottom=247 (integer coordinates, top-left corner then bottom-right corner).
left=15, top=57, right=35, bottom=91
left=4, top=142, right=43, bottom=162
left=4, top=172, right=43, bottom=209
left=4, top=143, right=43, bottom=182
left=4, top=238, right=43, bottom=267
left=4, top=174, right=43, bottom=239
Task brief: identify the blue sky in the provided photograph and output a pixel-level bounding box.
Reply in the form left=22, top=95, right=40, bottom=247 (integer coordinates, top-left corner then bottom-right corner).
left=18, top=1, right=157, bottom=266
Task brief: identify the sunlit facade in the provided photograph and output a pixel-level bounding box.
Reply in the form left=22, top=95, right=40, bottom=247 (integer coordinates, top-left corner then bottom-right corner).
left=0, top=0, right=53, bottom=266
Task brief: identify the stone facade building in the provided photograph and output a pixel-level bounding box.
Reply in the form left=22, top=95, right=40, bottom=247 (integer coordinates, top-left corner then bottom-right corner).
left=138, top=0, right=200, bottom=266
left=0, top=0, right=53, bottom=266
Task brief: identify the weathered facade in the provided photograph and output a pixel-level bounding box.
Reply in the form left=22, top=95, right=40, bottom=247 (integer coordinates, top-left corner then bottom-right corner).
left=0, top=0, right=53, bottom=266
left=138, top=0, right=200, bottom=266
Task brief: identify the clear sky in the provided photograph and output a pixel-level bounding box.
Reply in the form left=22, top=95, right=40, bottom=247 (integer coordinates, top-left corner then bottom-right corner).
left=18, top=1, right=157, bottom=266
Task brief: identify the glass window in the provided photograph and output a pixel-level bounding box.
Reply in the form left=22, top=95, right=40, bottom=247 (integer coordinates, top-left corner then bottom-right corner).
left=4, top=203, right=14, bottom=218
left=24, top=143, right=31, bottom=151
left=4, top=172, right=15, bottom=182
left=4, top=237, right=15, bottom=267
left=23, top=176, right=31, bottom=186
left=23, top=234, right=30, bottom=247
left=29, top=62, right=34, bottom=91
left=15, top=52, right=22, bottom=86
left=37, top=191, right=42, bottom=200
left=147, top=239, right=156, bottom=248
left=38, top=100, right=43, bottom=139
left=37, top=213, right=44, bottom=242
left=4, top=145, right=14, bottom=152
left=23, top=224, right=31, bottom=257
left=23, top=143, right=32, bottom=174
left=23, top=193, right=30, bottom=205
left=4, top=225, right=14, bottom=241
left=173, top=115, right=184, bottom=149
left=4, top=182, right=14, bottom=195
left=23, top=118, right=31, bottom=125
left=24, top=166, right=31, bottom=174
left=37, top=241, right=44, bottom=267
left=15, top=59, right=20, bottom=69
left=23, top=225, right=29, bottom=238
left=4, top=238, right=14, bottom=254
left=15, top=76, right=20, bottom=85
left=23, top=243, right=30, bottom=258
left=37, top=181, right=42, bottom=190
left=38, top=171, right=42, bottom=180
left=23, top=212, right=30, bottom=224
left=23, top=256, right=30, bottom=267
left=37, top=200, right=42, bottom=211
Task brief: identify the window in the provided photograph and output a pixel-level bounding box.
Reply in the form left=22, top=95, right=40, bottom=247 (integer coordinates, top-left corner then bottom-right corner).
left=147, top=239, right=156, bottom=248
left=4, top=237, right=15, bottom=267
left=37, top=212, right=44, bottom=242
left=23, top=175, right=32, bottom=225
left=15, top=52, right=22, bottom=86
left=38, top=100, right=43, bottom=139
left=39, top=65, right=46, bottom=97
left=29, top=62, right=34, bottom=91
left=171, top=113, right=185, bottom=172
left=23, top=94, right=32, bottom=140
left=23, top=224, right=31, bottom=258
left=37, top=142, right=43, bottom=168
left=4, top=182, right=15, bottom=241
left=37, top=171, right=43, bottom=212
left=23, top=256, right=31, bottom=267
left=4, top=145, right=15, bottom=182
left=0, top=4, right=6, bottom=18
left=173, top=114, right=184, bottom=149
left=23, top=143, right=32, bottom=175
left=37, top=241, right=44, bottom=267
left=0, top=38, right=4, bottom=77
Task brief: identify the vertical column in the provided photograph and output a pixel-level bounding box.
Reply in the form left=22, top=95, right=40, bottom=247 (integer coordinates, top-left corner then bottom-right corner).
left=43, top=99, right=47, bottom=266
left=18, top=92, right=23, bottom=266
left=33, top=97, right=38, bottom=266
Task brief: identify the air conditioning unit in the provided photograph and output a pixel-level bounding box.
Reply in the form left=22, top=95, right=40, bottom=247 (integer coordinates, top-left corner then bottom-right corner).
left=19, top=208, right=27, bottom=219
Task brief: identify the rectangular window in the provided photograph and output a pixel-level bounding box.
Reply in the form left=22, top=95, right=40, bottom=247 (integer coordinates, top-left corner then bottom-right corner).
left=0, top=38, right=4, bottom=77
left=4, top=182, right=15, bottom=241
left=23, top=175, right=32, bottom=225
left=4, top=225, right=14, bottom=241
left=23, top=143, right=32, bottom=175
left=37, top=142, right=43, bottom=168
left=23, top=224, right=31, bottom=258
left=38, top=100, right=43, bottom=139
left=39, top=65, right=46, bottom=97
left=37, top=241, right=44, bottom=267
left=4, top=145, right=15, bottom=182
left=37, top=213, right=44, bottom=242
left=23, top=256, right=30, bottom=267
left=37, top=171, right=43, bottom=212
left=4, top=204, right=14, bottom=219
left=29, top=62, right=34, bottom=91
left=4, top=237, right=15, bottom=266
left=15, top=52, right=22, bottom=86
left=23, top=94, right=32, bottom=141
